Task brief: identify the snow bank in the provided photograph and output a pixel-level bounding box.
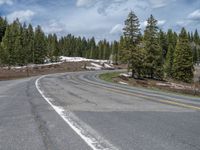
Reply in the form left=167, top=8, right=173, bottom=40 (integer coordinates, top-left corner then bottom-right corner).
left=60, top=56, right=108, bottom=63
left=3, top=62, right=63, bottom=70
left=85, top=66, right=102, bottom=70
left=118, top=81, right=128, bottom=85
left=91, top=63, right=102, bottom=68
left=85, top=63, right=103, bottom=70
left=103, top=63, right=114, bottom=70
left=2, top=56, right=112, bottom=70
left=156, top=82, right=193, bottom=90
left=119, top=73, right=132, bottom=78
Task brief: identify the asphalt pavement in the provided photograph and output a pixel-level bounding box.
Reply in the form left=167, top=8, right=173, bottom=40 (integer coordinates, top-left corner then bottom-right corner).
left=0, top=70, right=200, bottom=150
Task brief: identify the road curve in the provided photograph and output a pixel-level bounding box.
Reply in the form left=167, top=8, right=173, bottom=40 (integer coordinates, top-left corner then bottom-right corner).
left=0, top=70, right=200, bottom=150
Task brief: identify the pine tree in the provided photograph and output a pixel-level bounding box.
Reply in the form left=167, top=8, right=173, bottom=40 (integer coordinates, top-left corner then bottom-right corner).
left=192, top=46, right=198, bottom=63
left=98, top=40, right=104, bottom=59
left=34, top=25, right=46, bottom=64
left=193, top=29, right=200, bottom=63
left=122, top=11, right=143, bottom=78
left=1, top=19, right=22, bottom=66
left=158, top=30, right=168, bottom=60
left=52, top=34, right=59, bottom=61
left=164, top=44, right=174, bottom=78
left=0, top=44, right=3, bottom=65
left=194, top=29, right=199, bottom=44
left=27, top=24, right=35, bottom=63
left=173, top=28, right=194, bottom=83
left=89, top=37, right=96, bottom=59
left=111, top=41, right=119, bottom=64
left=0, top=17, right=7, bottom=42
left=167, top=29, right=177, bottom=48
left=47, top=33, right=59, bottom=62
left=144, top=15, right=163, bottom=79
left=164, top=29, right=176, bottom=78
left=1, top=24, right=11, bottom=66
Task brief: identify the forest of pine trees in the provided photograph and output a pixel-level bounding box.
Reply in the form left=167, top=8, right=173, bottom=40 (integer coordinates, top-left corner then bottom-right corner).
left=0, top=17, right=114, bottom=67
left=120, top=11, right=200, bottom=83
left=0, top=10, right=200, bottom=83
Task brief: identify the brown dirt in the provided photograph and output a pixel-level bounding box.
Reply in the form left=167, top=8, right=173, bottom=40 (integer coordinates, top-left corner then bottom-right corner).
left=114, top=76, right=200, bottom=96
left=0, top=62, right=91, bottom=80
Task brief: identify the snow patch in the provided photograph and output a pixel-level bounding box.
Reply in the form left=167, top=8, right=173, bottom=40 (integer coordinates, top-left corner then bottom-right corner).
left=156, top=82, right=193, bottom=90
left=3, top=62, right=63, bottom=70
left=85, top=66, right=102, bottom=70
left=118, top=81, right=128, bottom=85
left=103, top=63, right=114, bottom=69
left=60, top=56, right=108, bottom=63
left=119, top=73, right=132, bottom=78
left=91, top=63, right=102, bottom=68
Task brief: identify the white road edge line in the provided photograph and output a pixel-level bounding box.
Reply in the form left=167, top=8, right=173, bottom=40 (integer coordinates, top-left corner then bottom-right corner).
left=35, top=75, right=118, bottom=150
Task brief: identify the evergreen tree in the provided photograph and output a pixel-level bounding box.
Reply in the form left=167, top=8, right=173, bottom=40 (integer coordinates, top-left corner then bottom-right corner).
left=1, top=19, right=22, bottom=66
left=144, top=15, right=163, bottom=79
left=158, top=30, right=168, bottom=60
left=173, top=28, right=194, bottom=83
left=194, top=29, right=199, bottom=44
left=27, top=24, right=35, bottom=63
left=47, top=33, right=59, bottom=62
left=111, top=41, right=119, bottom=64
left=1, top=24, right=11, bottom=66
left=164, top=29, right=176, bottom=78
left=122, top=11, right=143, bottom=78
left=89, top=37, right=96, bottom=59
left=0, top=17, right=7, bottom=42
left=192, top=46, right=198, bottom=63
left=0, top=43, right=4, bottom=65
left=164, top=44, right=174, bottom=78
left=167, top=29, right=177, bottom=48
left=34, top=25, right=46, bottom=64
left=98, top=40, right=104, bottom=59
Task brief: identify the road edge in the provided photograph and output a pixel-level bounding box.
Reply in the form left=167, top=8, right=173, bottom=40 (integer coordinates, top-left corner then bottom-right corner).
left=35, top=75, right=118, bottom=150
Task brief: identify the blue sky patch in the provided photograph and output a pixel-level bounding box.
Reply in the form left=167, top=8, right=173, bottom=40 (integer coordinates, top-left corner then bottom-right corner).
left=0, top=0, right=200, bottom=41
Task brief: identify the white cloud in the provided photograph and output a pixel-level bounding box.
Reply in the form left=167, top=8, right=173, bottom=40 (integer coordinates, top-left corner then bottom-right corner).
left=157, top=20, right=166, bottom=26
left=0, top=0, right=13, bottom=5
left=188, top=9, right=200, bottom=20
left=141, top=19, right=166, bottom=28
left=43, top=20, right=66, bottom=34
left=149, top=0, right=167, bottom=8
left=7, top=10, right=35, bottom=23
left=76, top=0, right=130, bottom=15
left=109, top=24, right=123, bottom=34
left=76, top=0, right=96, bottom=7
left=141, top=21, right=148, bottom=28
left=176, top=20, right=191, bottom=27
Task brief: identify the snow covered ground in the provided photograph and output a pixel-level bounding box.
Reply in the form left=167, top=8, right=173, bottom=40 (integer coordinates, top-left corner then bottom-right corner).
left=3, top=56, right=114, bottom=70
left=59, top=56, right=114, bottom=70
left=156, top=82, right=193, bottom=90
left=3, top=62, right=63, bottom=70
left=60, top=56, right=109, bottom=63
left=119, top=72, right=132, bottom=78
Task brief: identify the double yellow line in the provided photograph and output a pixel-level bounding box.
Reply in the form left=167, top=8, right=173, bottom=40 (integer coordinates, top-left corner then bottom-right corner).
left=72, top=74, right=200, bottom=111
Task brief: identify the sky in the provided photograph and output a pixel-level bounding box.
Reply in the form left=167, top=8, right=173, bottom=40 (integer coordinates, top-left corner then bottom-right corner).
left=0, top=0, right=200, bottom=41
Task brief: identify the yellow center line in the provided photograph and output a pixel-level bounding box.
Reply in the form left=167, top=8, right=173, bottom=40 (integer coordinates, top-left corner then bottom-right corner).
left=72, top=75, right=200, bottom=111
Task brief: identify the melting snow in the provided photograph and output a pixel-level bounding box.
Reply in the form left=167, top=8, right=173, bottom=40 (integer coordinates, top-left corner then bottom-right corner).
left=119, top=81, right=128, bottom=85
left=119, top=73, right=132, bottom=78
left=60, top=56, right=108, bottom=63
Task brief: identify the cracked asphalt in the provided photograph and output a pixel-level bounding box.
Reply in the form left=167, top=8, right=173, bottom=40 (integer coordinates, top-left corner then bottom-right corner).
left=0, top=71, right=200, bottom=150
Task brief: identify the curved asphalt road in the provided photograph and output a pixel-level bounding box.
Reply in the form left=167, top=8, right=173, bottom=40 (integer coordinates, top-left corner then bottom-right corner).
left=0, top=70, right=200, bottom=150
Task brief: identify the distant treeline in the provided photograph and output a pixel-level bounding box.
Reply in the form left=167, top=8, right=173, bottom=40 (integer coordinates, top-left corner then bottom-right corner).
left=0, top=17, right=114, bottom=66
left=0, top=12, right=200, bottom=82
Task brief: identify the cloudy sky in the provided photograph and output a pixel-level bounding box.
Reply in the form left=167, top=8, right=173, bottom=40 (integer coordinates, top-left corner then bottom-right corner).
left=0, top=0, right=200, bottom=41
